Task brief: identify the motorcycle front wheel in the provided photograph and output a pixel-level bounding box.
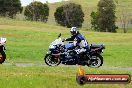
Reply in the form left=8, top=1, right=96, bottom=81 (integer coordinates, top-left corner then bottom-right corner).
left=87, top=54, right=103, bottom=68
left=44, top=54, right=61, bottom=66
left=0, top=51, right=6, bottom=64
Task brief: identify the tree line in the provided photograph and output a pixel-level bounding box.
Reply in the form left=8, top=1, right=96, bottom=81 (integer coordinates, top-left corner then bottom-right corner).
left=0, top=0, right=128, bottom=33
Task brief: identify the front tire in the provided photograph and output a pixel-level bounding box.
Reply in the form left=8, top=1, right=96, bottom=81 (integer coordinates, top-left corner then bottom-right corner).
left=0, top=51, right=6, bottom=64
left=44, top=54, right=61, bottom=66
left=88, top=54, right=103, bottom=68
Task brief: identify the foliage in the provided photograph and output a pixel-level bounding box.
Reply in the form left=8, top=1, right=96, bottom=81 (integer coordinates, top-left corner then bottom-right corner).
left=90, top=11, right=99, bottom=31
left=54, top=6, right=66, bottom=26
left=0, top=0, right=22, bottom=18
left=115, top=0, right=132, bottom=33
left=97, top=0, right=118, bottom=32
left=54, top=3, right=84, bottom=28
left=24, top=1, right=49, bottom=22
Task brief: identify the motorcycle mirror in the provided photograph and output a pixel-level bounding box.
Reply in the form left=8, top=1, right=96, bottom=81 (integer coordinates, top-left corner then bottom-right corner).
left=58, top=33, right=61, bottom=38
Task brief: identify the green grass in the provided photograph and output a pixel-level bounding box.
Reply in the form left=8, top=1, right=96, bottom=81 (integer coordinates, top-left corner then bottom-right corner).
left=0, top=18, right=132, bottom=67
left=0, top=65, right=132, bottom=88
left=0, top=17, right=132, bottom=88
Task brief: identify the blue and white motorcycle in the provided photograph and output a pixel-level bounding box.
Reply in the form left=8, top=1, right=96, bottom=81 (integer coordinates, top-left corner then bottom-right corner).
left=44, top=34, right=105, bottom=68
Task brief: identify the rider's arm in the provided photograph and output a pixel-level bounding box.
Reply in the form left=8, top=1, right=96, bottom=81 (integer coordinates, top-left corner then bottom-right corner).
left=65, top=36, right=75, bottom=41
left=75, top=37, right=81, bottom=46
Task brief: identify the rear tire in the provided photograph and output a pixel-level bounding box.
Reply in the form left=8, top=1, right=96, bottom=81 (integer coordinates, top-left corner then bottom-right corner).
left=44, top=54, right=61, bottom=66
left=88, top=54, right=103, bottom=68
left=0, top=51, right=6, bottom=64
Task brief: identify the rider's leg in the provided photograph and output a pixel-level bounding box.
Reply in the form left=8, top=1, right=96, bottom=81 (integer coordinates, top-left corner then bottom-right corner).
left=75, top=48, right=86, bottom=54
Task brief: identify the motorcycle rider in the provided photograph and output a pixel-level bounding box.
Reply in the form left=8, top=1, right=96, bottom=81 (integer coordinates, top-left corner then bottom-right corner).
left=63, top=27, right=89, bottom=54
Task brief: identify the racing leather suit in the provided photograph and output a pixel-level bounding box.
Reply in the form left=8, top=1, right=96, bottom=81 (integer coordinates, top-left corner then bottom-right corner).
left=65, top=32, right=89, bottom=54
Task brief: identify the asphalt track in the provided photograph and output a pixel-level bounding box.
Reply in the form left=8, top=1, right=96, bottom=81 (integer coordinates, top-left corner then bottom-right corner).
left=2, top=62, right=132, bottom=71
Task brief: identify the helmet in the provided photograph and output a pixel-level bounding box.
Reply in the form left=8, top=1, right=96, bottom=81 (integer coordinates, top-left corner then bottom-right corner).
left=70, top=27, right=78, bottom=35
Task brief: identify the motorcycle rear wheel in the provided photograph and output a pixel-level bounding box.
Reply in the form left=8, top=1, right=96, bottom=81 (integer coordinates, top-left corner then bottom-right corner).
left=87, top=54, right=103, bottom=68
left=44, top=54, right=61, bottom=66
left=0, top=51, right=6, bottom=64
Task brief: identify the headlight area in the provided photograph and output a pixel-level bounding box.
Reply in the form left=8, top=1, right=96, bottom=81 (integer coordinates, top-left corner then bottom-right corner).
left=49, top=45, right=56, bottom=49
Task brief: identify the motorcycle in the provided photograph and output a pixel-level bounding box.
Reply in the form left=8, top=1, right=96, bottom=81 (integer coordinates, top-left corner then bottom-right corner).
left=0, top=37, right=6, bottom=64
left=44, top=33, right=105, bottom=68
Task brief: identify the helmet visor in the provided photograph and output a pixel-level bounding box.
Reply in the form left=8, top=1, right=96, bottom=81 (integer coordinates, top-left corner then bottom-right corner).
left=70, top=31, right=76, bottom=35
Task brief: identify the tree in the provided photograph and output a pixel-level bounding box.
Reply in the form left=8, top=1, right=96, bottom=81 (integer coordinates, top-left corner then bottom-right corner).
left=0, top=0, right=22, bottom=18
left=54, top=3, right=84, bottom=28
left=54, top=6, right=66, bottom=26
left=24, top=1, right=49, bottom=22
left=115, top=0, right=132, bottom=33
left=90, top=11, right=99, bottom=31
left=97, top=0, right=117, bottom=32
